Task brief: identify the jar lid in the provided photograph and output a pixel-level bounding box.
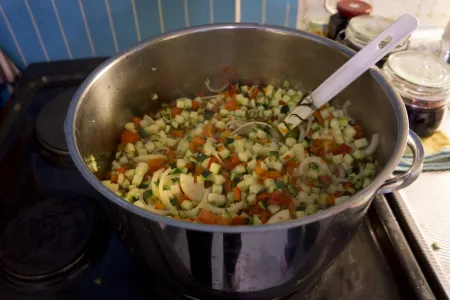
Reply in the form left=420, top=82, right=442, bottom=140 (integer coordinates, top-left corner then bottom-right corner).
left=337, top=0, right=372, bottom=19
left=346, top=15, right=407, bottom=49
left=383, top=51, right=450, bottom=104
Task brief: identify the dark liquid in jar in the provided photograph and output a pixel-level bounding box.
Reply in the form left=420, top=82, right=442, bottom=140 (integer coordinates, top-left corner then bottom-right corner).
left=405, top=104, right=446, bottom=138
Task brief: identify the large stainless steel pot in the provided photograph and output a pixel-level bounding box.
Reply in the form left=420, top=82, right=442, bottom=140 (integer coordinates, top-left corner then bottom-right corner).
left=65, top=24, right=424, bottom=299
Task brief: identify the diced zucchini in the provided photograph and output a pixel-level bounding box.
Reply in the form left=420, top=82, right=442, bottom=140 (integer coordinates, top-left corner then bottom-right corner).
left=212, top=184, right=223, bottom=194
left=210, top=162, right=222, bottom=174
left=253, top=215, right=263, bottom=225
left=354, top=138, right=368, bottom=149
left=267, top=204, right=281, bottom=214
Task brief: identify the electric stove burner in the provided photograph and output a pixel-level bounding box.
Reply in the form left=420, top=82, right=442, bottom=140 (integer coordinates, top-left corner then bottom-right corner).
left=0, top=194, right=109, bottom=292
left=34, top=88, right=75, bottom=165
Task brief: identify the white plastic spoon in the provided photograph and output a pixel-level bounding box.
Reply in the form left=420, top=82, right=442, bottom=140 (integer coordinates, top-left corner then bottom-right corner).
left=233, top=14, right=419, bottom=138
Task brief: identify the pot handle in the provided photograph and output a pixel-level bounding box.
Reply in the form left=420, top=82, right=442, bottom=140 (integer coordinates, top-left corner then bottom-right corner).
left=377, top=129, right=424, bottom=194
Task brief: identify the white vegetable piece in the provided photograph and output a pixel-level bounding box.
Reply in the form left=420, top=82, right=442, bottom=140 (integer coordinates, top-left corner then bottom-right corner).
left=267, top=209, right=290, bottom=224
left=180, top=174, right=205, bottom=202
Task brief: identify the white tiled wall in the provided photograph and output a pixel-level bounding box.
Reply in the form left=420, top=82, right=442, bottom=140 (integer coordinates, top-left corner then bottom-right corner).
left=297, top=0, right=450, bottom=29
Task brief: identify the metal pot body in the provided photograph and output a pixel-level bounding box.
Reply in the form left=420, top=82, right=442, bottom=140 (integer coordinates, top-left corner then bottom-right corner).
left=65, top=24, right=423, bottom=299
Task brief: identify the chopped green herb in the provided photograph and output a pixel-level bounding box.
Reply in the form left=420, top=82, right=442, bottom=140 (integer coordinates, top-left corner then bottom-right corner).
left=143, top=190, right=153, bottom=201
left=432, top=242, right=440, bottom=250
left=139, top=129, right=148, bottom=137
left=94, top=277, right=102, bottom=285
left=280, top=105, right=290, bottom=114
left=225, top=137, right=234, bottom=145
left=201, top=170, right=212, bottom=179
left=197, top=153, right=208, bottom=162
left=139, top=181, right=149, bottom=189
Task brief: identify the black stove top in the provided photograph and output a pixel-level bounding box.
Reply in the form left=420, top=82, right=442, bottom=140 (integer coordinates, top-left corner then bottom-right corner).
left=0, top=59, right=437, bottom=300
left=0, top=59, right=183, bottom=300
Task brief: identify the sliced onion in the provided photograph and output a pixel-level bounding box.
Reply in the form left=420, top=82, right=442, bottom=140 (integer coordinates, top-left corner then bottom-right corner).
left=159, top=168, right=174, bottom=210
left=364, top=134, right=379, bottom=156
left=184, top=189, right=210, bottom=218
left=180, top=174, right=205, bottom=202
left=295, top=157, right=332, bottom=177
left=298, top=125, right=306, bottom=143
left=201, top=200, right=247, bottom=215
left=225, top=120, right=246, bottom=131
left=212, top=151, right=224, bottom=164
left=305, top=117, right=313, bottom=135
left=153, top=147, right=169, bottom=154
left=151, top=168, right=165, bottom=199
left=133, top=154, right=166, bottom=163
left=145, top=205, right=172, bottom=216
left=337, top=165, right=345, bottom=178
left=205, top=78, right=229, bottom=93
left=198, top=95, right=224, bottom=100
left=342, top=101, right=351, bottom=116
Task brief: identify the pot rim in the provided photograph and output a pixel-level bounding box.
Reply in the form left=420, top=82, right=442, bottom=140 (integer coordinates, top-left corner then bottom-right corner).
left=65, top=23, right=408, bottom=233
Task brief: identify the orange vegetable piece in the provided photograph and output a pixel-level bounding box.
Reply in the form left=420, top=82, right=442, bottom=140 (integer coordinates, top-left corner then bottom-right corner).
left=110, top=174, right=118, bottom=183
left=178, top=194, right=190, bottom=204
left=203, top=123, right=215, bottom=138
left=155, top=202, right=164, bottom=210
left=147, top=158, right=165, bottom=173
left=267, top=191, right=292, bottom=206
left=232, top=216, right=245, bottom=225
left=312, top=110, right=324, bottom=125
left=263, top=170, right=281, bottom=179
left=224, top=94, right=237, bottom=111
left=189, top=136, right=206, bottom=152
left=121, top=131, right=141, bottom=144
left=116, top=167, right=126, bottom=174
left=326, top=194, right=335, bottom=207
left=234, top=187, right=241, bottom=201
left=132, top=117, right=142, bottom=129
left=254, top=161, right=268, bottom=176
left=171, top=107, right=182, bottom=118
left=198, top=209, right=230, bottom=225
left=224, top=180, right=232, bottom=193
left=171, top=129, right=184, bottom=137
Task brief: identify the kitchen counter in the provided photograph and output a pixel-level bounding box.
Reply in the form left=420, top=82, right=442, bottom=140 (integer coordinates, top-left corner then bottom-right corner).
left=390, top=109, right=450, bottom=299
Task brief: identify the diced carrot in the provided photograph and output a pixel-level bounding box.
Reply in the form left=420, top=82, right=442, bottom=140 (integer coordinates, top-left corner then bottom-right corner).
left=189, top=136, right=206, bottom=152
left=198, top=209, right=230, bottom=225
left=191, top=101, right=200, bottom=110
left=230, top=153, right=240, bottom=168
left=312, top=110, right=324, bottom=125
left=116, top=167, right=126, bottom=174
left=232, top=216, right=245, bottom=225
left=285, top=160, right=299, bottom=177
left=234, top=187, right=241, bottom=201
left=186, top=162, right=195, bottom=172
left=311, top=139, right=323, bottom=148
left=155, top=202, right=164, bottom=210
left=147, top=158, right=166, bottom=173
left=319, top=176, right=332, bottom=185
left=217, top=145, right=226, bottom=152
left=284, top=154, right=292, bottom=160
left=166, top=150, right=177, bottom=163
left=132, top=117, right=142, bottom=129
left=256, top=193, right=271, bottom=202
left=333, top=143, right=352, bottom=155
left=319, top=104, right=329, bottom=111
left=267, top=191, right=292, bottom=206
left=211, top=103, right=221, bottom=112
left=203, top=122, right=215, bottom=138
left=171, top=107, right=182, bottom=118
left=121, top=131, right=141, bottom=144
left=326, top=194, right=335, bottom=207
left=208, top=156, right=218, bottom=169
left=194, top=165, right=204, bottom=177
left=254, top=161, right=268, bottom=176
left=224, top=180, right=232, bottom=193
left=354, top=124, right=364, bottom=139
left=171, top=129, right=184, bottom=137
left=224, top=94, right=237, bottom=111
left=260, top=211, right=271, bottom=223
left=263, top=170, right=281, bottom=179
left=178, top=194, right=190, bottom=204
left=344, top=182, right=353, bottom=190
left=250, top=88, right=259, bottom=99
left=111, top=174, right=118, bottom=183
left=334, top=191, right=344, bottom=197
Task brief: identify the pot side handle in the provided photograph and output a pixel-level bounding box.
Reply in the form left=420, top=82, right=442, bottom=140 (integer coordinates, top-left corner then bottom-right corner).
left=377, top=129, right=424, bottom=194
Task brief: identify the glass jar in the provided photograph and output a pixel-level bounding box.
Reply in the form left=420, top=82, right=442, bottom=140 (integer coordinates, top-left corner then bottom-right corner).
left=345, top=15, right=408, bottom=67
left=383, top=51, right=450, bottom=138
left=327, top=0, right=372, bottom=40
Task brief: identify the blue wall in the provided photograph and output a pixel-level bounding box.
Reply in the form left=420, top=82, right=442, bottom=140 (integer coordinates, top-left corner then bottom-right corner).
left=0, top=0, right=298, bottom=70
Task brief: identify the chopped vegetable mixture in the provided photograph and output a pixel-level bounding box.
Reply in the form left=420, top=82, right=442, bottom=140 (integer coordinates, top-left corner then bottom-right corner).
left=99, top=82, right=379, bottom=225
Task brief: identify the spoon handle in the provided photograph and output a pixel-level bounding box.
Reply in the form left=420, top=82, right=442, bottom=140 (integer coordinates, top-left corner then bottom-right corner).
left=283, top=14, right=419, bottom=130
left=311, top=13, right=418, bottom=108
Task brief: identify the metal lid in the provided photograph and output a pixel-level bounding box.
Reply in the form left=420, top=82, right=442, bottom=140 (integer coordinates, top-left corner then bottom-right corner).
left=383, top=51, right=450, bottom=106
left=346, top=15, right=408, bottom=49
left=337, top=0, right=372, bottom=18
